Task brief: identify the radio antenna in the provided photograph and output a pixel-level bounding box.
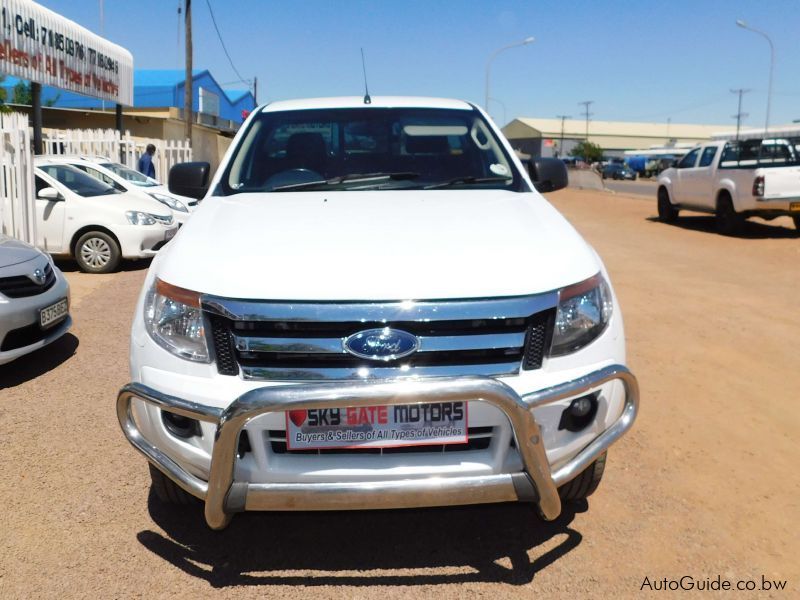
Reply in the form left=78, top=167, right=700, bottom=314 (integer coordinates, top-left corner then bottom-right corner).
left=360, top=48, right=371, bottom=104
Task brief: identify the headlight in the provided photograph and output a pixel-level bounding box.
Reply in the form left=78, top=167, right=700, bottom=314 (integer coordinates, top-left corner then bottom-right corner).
left=148, top=192, right=189, bottom=213
left=144, top=278, right=209, bottom=362
left=126, top=211, right=157, bottom=225
left=550, top=274, right=613, bottom=356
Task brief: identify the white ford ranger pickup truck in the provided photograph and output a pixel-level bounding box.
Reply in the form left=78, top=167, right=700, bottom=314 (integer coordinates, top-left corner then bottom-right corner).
left=657, top=138, right=800, bottom=234
left=117, top=96, right=639, bottom=529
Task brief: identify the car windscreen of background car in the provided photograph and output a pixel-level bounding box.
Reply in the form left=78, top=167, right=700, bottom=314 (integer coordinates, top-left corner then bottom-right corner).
left=39, top=165, right=120, bottom=197
left=223, top=107, right=522, bottom=193
left=102, top=162, right=159, bottom=186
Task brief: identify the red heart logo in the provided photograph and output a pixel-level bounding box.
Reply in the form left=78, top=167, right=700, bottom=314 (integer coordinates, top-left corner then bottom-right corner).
left=289, top=410, right=307, bottom=427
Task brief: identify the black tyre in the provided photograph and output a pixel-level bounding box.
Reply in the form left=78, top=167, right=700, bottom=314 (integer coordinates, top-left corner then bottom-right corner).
left=558, top=452, right=607, bottom=502
left=716, top=194, right=744, bottom=235
left=149, top=463, right=197, bottom=505
left=792, top=215, right=800, bottom=231
left=74, top=231, right=121, bottom=273
left=657, top=187, right=679, bottom=222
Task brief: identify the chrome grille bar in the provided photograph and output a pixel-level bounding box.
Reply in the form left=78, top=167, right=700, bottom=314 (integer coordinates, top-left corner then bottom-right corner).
left=203, top=292, right=558, bottom=322
left=233, top=331, right=526, bottom=354
left=241, top=361, right=524, bottom=381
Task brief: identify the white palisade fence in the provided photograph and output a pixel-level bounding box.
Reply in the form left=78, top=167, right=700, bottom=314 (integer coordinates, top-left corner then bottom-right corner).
left=42, top=129, right=192, bottom=180
left=0, top=112, right=36, bottom=244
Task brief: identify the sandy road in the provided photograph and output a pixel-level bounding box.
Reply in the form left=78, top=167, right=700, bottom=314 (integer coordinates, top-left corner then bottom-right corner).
left=1, top=189, right=798, bottom=598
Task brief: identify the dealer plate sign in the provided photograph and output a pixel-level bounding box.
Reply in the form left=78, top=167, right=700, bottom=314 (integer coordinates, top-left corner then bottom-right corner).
left=285, top=402, right=468, bottom=450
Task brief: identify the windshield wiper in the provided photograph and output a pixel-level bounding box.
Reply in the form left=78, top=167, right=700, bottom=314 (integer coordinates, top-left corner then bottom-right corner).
left=425, top=176, right=512, bottom=189
left=271, top=172, right=419, bottom=192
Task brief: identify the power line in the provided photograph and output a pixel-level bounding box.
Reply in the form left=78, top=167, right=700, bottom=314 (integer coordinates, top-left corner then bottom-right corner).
left=204, top=0, right=249, bottom=87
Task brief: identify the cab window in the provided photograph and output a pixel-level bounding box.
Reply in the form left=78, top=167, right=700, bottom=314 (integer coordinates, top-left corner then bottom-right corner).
left=677, top=148, right=700, bottom=169
left=698, top=147, right=717, bottom=168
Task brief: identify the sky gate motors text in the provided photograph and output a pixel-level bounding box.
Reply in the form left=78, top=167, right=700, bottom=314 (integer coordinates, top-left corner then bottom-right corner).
left=303, top=402, right=465, bottom=427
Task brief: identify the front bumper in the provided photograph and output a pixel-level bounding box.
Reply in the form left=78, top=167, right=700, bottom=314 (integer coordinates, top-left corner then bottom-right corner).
left=0, top=271, right=71, bottom=366
left=118, top=364, right=638, bottom=530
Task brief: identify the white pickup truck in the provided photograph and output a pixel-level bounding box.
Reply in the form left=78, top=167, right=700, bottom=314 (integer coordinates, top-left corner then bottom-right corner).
left=657, top=138, right=800, bottom=233
left=117, top=96, right=639, bottom=530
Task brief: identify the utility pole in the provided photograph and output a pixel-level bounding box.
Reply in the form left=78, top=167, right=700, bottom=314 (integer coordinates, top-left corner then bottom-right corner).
left=666, top=117, right=671, bottom=142
left=730, top=88, right=750, bottom=141
left=556, top=115, right=571, bottom=158
left=184, top=0, right=193, bottom=143
left=253, top=76, right=258, bottom=104
left=578, top=100, right=594, bottom=162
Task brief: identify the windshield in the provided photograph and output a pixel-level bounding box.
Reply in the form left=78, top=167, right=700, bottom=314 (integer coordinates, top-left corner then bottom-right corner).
left=38, top=164, right=120, bottom=197
left=101, top=162, right=159, bottom=186
left=220, top=107, right=524, bottom=193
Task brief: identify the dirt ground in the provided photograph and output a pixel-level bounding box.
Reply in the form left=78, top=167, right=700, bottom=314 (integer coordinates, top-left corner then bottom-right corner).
left=1, top=188, right=798, bottom=598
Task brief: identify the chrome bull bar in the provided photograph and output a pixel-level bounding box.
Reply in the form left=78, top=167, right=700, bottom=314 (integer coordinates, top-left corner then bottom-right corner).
left=117, top=364, right=638, bottom=530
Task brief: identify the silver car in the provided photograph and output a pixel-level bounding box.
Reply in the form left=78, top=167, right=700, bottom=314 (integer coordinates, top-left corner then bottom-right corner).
left=0, top=235, right=71, bottom=366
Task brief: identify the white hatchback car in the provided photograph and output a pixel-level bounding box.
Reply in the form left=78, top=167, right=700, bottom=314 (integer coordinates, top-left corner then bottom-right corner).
left=34, top=158, right=178, bottom=273
left=40, top=155, right=195, bottom=226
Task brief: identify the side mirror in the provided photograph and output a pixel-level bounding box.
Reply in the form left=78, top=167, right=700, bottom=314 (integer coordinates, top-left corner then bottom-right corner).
left=671, top=159, right=679, bottom=168
left=37, top=187, right=63, bottom=201
left=528, top=157, right=568, bottom=193
left=169, top=162, right=211, bottom=200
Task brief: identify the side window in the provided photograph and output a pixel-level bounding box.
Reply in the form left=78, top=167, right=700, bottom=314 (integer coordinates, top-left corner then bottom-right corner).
left=698, top=147, right=717, bottom=168
left=678, top=148, right=700, bottom=169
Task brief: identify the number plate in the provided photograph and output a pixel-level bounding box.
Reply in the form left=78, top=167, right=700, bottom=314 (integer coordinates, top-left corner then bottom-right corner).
left=39, top=298, right=68, bottom=328
left=285, top=402, right=468, bottom=450
left=165, top=227, right=177, bottom=241
left=790, top=202, right=800, bottom=211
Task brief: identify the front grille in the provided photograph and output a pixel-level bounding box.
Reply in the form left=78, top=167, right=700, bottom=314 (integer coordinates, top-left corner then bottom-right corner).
left=0, top=264, right=56, bottom=298
left=0, top=318, right=61, bottom=351
left=204, top=295, right=557, bottom=381
left=209, top=315, right=238, bottom=375
left=267, top=426, right=495, bottom=455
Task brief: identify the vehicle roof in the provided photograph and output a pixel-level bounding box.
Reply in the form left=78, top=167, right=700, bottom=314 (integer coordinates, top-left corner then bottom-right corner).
left=260, top=96, right=475, bottom=113
left=34, top=155, right=112, bottom=164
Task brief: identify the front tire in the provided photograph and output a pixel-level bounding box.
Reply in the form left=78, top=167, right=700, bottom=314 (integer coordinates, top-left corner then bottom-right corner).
left=657, top=187, right=679, bottom=222
left=149, top=464, right=197, bottom=505
left=716, top=194, right=744, bottom=235
left=74, top=231, right=121, bottom=273
left=558, top=452, right=606, bottom=502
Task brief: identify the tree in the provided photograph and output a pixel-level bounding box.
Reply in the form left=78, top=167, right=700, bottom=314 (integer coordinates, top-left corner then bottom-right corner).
left=568, top=141, right=604, bottom=163
left=12, top=81, right=32, bottom=105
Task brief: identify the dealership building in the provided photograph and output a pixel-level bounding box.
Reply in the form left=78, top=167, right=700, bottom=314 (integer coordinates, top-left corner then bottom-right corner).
left=502, top=118, right=725, bottom=158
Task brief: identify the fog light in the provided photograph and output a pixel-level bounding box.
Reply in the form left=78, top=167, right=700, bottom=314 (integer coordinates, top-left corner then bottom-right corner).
left=161, top=411, right=201, bottom=439
left=570, top=396, right=594, bottom=417
left=558, top=394, right=598, bottom=432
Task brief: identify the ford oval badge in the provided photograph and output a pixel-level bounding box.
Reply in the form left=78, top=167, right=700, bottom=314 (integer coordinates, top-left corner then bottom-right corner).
left=343, top=328, right=419, bottom=361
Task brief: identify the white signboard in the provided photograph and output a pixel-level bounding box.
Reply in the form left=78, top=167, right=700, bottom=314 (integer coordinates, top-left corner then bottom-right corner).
left=198, top=87, right=219, bottom=116
left=285, top=402, right=468, bottom=451
left=0, top=0, right=133, bottom=104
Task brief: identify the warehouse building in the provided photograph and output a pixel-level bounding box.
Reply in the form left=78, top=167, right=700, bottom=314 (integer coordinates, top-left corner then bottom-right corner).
left=502, top=118, right=725, bottom=159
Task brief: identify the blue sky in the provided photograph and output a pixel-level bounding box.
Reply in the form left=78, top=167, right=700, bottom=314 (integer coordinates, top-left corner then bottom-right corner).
left=36, top=0, right=800, bottom=127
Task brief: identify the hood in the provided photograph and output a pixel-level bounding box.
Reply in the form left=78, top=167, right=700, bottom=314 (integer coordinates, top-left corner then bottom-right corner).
left=112, top=191, right=173, bottom=218
left=156, top=190, right=599, bottom=301
left=0, top=234, right=43, bottom=268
